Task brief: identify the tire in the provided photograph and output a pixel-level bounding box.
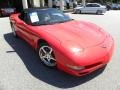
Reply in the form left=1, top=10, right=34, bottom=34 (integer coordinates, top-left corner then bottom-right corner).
left=75, top=9, right=81, bottom=14
left=11, top=23, right=17, bottom=37
left=96, top=10, right=102, bottom=15
left=0, top=13, right=2, bottom=17
left=38, top=43, right=56, bottom=67
left=79, top=10, right=81, bottom=14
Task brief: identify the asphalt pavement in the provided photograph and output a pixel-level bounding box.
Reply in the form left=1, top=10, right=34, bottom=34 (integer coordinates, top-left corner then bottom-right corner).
left=0, top=10, right=120, bottom=90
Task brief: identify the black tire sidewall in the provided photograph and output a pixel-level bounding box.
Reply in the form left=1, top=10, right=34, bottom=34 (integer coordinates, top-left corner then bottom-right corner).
left=97, top=10, right=102, bottom=14
left=76, top=9, right=81, bottom=14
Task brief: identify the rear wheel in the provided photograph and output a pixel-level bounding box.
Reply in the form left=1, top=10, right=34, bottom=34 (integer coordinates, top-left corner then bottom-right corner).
left=11, top=23, right=17, bottom=37
left=38, top=43, right=56, bottom=67
left=96, top=10, right=102, bottom=15
left=0, top=13, right=2, bottom=17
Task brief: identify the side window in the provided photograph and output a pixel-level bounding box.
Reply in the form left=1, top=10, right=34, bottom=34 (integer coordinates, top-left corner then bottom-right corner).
left=92, top=4, right=100, bottom=7
left=86, top=4, right=92, bottom=7
left=19, top=12, right=25, bottom=20
left=19, top=12, right=30, bottom=24
left=24, top=13, right=29, bottom=23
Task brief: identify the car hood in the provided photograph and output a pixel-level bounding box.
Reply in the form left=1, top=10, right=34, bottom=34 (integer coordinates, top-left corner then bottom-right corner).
left=36, top=20, right=106, bottom=48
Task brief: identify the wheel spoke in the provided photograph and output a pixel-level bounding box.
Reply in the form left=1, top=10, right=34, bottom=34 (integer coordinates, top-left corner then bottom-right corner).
left=39, top=45, right=56, bottom=67
left=47, top=58, right=51, bottom=62
left=49, top=47, right=53, bottom=54
left=40, top=55, right=47, bottom=59
left=50, top=56, right=56, bottom=61
left=41, top=47, right=47, bottom=54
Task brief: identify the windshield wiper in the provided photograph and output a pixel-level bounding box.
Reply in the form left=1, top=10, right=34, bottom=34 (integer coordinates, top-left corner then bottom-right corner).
left=38, top=19, right=74, bottom=25
left=57, top=19, right=74, bottom=23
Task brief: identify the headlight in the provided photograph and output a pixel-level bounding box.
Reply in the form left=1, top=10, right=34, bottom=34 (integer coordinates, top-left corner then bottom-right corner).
left=66, top=64, right=85, bottom=70
left=71, top=47, right=83, bottom=53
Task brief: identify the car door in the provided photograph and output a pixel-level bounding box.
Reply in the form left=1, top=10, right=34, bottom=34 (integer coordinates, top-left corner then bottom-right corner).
left=92, top=4, right=101, bottom=13
left=17, top=12, right=36, bottom=47
left=84, top=4, right=100, bottom=13
left=83, top=4, right=93, bottom=13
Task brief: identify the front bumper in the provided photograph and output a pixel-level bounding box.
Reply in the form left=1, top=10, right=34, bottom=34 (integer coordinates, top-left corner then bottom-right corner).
left=57, top=35, right=114, bottom=76
left=57, top=53, right=111, bottom=76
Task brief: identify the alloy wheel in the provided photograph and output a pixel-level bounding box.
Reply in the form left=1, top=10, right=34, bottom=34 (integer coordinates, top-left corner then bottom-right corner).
left=39, top=45, right=56, bottom=67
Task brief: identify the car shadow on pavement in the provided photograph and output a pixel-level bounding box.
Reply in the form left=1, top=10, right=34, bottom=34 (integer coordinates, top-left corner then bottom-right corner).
left=4, top=32, right=106, bottom=89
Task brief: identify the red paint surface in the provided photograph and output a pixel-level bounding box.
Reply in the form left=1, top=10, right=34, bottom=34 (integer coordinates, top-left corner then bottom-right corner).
left=10, top=14, right=114, bottom=76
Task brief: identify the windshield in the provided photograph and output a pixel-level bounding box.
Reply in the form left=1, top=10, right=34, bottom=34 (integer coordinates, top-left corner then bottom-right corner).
left=28, top=9, right=72, bottom=26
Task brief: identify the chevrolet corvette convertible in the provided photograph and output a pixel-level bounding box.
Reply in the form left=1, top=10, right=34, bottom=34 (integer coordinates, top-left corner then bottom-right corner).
left=10, top=8, right=114, bottom=76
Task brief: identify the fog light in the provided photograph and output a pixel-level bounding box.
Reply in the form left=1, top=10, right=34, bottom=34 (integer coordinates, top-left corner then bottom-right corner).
left=66, top=64, right=85, bottom=70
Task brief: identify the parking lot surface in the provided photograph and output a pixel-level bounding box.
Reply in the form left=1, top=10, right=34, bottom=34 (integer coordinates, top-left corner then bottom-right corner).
left=0, top=10, right=120, bottom=90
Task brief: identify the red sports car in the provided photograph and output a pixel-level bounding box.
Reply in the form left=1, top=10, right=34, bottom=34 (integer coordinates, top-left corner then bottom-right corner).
left=10, top=8, right=114, bottom=76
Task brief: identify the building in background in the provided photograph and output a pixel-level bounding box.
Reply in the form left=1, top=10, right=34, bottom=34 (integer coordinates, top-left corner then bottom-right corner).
left=21, top=0, right=79, bottom=10
left=28, top=0, right=65, bottom=10
left=0, top=0, right=86, bottom=12
left=27, top=0, right=80, bottom=10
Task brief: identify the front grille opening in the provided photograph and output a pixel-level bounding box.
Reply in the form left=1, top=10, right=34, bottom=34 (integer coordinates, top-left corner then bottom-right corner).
left=79, top=71, right=89, bottom=75
left=85, top=62, right=102, bottom=69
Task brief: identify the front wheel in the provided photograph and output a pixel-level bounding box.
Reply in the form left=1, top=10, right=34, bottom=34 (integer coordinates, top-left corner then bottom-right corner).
left=75, top=9, right=81, bottom=14
left=38, top=43, right=56, bottom=67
